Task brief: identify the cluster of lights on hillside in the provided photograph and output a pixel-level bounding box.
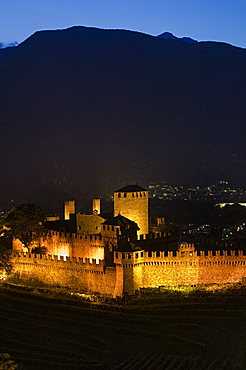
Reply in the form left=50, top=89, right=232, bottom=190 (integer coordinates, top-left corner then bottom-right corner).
left=149, top=181, right=246, bottom=202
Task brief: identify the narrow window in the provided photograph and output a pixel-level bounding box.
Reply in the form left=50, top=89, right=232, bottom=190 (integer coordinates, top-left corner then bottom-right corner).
left=118, top=193, right=121, bottom=197
left=124, top=193, right=127, bottom=197
left=141, top=252, right=143, bottom=257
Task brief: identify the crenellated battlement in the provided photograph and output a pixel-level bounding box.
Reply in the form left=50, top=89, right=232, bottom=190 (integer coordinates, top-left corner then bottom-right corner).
left=11, top=250, right=104, bottom=270
left=9, top=250, right=119, bottom=296
left=114, top=249, right=246, bottom=266
left=137, top=231, right=175, bottom=240
left=136, top=227, right=180, bottom=249
left=9, top=247, right=246, bottom=297
left=196, top=240, right=236, bottom=249
left=114, top=185, right=149, bottom=236
left=7, top=183, right=246, bottom=297
left=113, top=248, right=246, bottom=294
left=44, top=230, right=103, bottom=242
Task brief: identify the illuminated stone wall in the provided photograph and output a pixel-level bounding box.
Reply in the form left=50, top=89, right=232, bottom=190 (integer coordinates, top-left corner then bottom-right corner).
left=41, top=231, right=105, bottom=262
left=92, top=198, right=101, bottom=215
left=114, top=250, right=246, bottom=294
left=64, top=200, right=75, bottom=220
left=13, top=231, right=105, bottom=263
left=196, top=250, right=246, bottom=285
left=114, top=190, right=148, bottom=235
left=101, top=224, right=119, bottom=251
left=11, top=235, right=246, bottom=297
left=10, top=251, right=121, bottom=297
left=75, top=214, right=105, bottom=235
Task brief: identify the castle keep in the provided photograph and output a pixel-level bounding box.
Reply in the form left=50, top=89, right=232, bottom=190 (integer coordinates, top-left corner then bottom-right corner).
left=10, top=185, right=246, bottom=297
left=114, top=185, right=149, bottom=236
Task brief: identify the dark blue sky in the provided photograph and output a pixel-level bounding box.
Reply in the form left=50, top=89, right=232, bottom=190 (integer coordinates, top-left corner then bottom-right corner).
left=1, top=0, right=246, bottom=48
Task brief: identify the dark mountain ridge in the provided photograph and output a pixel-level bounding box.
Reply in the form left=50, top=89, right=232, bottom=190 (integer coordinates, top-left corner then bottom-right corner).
left=157, top=31, right=198, bottom=44
left=0, top=26, right=246, bottom=211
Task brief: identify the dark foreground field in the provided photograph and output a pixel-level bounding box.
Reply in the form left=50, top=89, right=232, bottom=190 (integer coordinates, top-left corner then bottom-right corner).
left=1, top=284, right=246, bottom=369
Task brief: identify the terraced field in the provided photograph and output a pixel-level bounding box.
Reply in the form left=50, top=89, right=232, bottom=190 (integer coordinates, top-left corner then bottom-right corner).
left=1, top=285, right=246, bottom=369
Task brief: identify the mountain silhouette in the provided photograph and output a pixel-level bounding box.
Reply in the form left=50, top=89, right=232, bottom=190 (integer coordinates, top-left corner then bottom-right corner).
left=0, top=26, right=246, bottom=210
left=157, top=32, right=198, bottom=44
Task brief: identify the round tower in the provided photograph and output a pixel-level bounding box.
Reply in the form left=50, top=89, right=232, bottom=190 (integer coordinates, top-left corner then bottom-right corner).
left=114, top=185, right=148, bottom=236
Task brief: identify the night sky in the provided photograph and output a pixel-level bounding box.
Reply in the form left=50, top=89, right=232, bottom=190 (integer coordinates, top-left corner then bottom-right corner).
left=1, top=0, right=246, bottom=48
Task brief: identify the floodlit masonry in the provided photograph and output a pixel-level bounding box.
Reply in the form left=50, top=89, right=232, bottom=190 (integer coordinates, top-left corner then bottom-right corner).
left=10, top=248, right=246, bottom=297
left=114, top=185, right=149, bottom=236
left=10, top=251, right=121, bottom=297
left=13, top=230, right=105, bottom=262
left=114, top=248, right=246, bottom=294
left=8, top=183, right=246, bottom=297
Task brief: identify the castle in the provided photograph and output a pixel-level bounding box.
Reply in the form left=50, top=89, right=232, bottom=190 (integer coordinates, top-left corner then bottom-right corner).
left=10, top=185, right=246, bottom=297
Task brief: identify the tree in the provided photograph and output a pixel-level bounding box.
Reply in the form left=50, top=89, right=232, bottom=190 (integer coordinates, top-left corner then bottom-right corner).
left=0, top=204, right=45, bottom=252
left=0, top=248, right=12, bottom=275
left=0, top=228, right=12, bottom=250
left=0, top=353, right=20, bottom=369
left=31, top=246, right=47, bottom=255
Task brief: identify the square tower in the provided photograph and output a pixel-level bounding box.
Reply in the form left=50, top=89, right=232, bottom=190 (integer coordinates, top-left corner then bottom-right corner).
left=64, top=200, right=75, bottom=220
left=92, top=198, right=101, bottom=215
left=114, top=185, right=148, bottom=236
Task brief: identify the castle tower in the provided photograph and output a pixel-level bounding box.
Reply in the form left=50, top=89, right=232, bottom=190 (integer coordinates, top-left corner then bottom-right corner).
left=114, top=185, right=148, bottom=236
left=92, top=198, right=101, bottom=215
left=64, top=200, right=75, bottom=220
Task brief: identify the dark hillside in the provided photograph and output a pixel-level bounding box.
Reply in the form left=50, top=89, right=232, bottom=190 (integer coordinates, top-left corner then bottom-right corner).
left=0, top=26, right=246, bottom=209
left=1, top=286, right=245, bottom=369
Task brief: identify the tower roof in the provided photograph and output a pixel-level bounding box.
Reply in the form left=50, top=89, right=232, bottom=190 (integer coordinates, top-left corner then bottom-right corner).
left=102, top=214, right=139, bottom=229
left=117, top=240, right=140, bottom=252
left=115, top=184, right=147, bottom=193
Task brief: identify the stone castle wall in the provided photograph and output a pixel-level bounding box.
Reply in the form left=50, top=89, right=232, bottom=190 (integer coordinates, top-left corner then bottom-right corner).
left=10, top=251, right=121, bottom=297
left=10, top=242, right=246, bottom=297
left=13, top=230, right=105, bottom=262
left=74, top=214, right=105, bottom=235
left=136, top=228, right=180, bottom=251
left=114, top=249, right=246, bottom=294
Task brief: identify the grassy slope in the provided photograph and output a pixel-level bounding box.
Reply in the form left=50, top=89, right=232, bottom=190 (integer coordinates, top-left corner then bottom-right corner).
left=1, top=285, right=246, bottom=369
